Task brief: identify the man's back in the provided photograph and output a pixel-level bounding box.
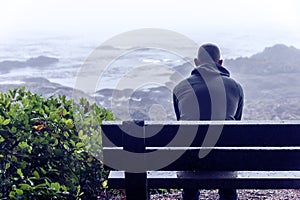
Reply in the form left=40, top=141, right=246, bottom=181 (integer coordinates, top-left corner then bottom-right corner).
left=173, top=62, right=243, bottom=121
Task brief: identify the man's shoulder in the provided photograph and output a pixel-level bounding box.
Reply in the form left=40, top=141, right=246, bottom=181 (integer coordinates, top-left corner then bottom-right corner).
left=173, top=79, right=185, bottom=94
left=173, top=76, right=195, bottom=92
left=223, top=75, right=243, bottom=87
left=223, top=76, right=244, bottom=97
left=174, top=77, right=188, bottom=88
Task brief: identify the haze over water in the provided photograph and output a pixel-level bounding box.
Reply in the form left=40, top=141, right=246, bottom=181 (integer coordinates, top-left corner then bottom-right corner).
left=0, top=0, right=300, bottom=90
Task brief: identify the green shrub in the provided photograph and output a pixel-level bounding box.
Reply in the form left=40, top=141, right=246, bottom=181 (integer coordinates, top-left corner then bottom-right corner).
left=0, top=87, right=114, bottom=199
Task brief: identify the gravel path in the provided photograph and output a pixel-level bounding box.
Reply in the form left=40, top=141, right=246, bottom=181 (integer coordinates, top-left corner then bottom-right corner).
left=150, top=189, right=300, bottom=200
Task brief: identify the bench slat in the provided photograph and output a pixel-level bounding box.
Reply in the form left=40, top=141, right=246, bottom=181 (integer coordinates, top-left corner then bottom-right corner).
left=104, top=148, right=300, bottom=171
left=102, top=121, right=144, bottom=148
left=108, top=171, right=300, bottom=189
left=145, top=123, right=300, bottom=147
left=101, top=122, right=300, bottom=147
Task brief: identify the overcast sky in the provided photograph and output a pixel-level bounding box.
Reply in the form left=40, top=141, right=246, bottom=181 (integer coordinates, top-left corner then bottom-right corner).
left=0, top=0, right=299, bottom=46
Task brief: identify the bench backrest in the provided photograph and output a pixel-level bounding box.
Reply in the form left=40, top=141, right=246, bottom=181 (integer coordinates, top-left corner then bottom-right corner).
left=101, top=121, right=300, bottom=172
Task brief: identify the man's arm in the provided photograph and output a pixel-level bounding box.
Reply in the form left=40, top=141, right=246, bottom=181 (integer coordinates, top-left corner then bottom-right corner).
left=173, top=93, right=180, bottom=121
left=234, top=85, right=244, bottom=120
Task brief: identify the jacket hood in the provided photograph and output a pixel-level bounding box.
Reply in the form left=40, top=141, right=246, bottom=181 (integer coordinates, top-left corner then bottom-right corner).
left=191, top=63, right=230, bottom=77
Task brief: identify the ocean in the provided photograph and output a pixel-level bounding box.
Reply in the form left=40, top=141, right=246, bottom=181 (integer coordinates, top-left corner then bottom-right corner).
left=1, top=30, right=300, bottom=92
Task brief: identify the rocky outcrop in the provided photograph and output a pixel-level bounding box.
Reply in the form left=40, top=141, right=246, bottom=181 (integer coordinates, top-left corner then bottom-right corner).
left=0, top=56, right=59, bottom=74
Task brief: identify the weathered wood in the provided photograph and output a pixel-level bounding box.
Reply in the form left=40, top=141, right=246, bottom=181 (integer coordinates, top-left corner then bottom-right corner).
left=125, top=172, right=147, bottom=200
left=101, top=120, right=300, bottom=199
left=102, top=121, right=300, bottom=147
left=145, top=148, right=300, bottom=171
left=104, top=148, right=300, bottom=171
left=144, top=121, right=300, bottom=147
left=109, top=171, right=300, bottom=189
left=102, top=121, right=124, bottom=147
left=123, top=121, right=147, bottom=199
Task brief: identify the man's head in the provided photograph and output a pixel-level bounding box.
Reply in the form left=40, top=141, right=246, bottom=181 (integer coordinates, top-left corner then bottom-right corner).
left=194, top=43, right=223, bottom=66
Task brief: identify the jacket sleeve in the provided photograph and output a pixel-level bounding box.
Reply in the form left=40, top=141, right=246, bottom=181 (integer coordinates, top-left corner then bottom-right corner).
left=234, top=84, right=244, bottom=120
left=173, top=92, right=180, bottom=121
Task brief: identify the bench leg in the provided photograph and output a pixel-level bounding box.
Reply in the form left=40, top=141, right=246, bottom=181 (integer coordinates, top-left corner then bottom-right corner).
left=125, top=172, right=148, bottom=200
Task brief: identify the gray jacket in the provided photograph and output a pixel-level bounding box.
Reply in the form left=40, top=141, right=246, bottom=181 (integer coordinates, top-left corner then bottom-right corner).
left=173, top=63, right=244, bottom=120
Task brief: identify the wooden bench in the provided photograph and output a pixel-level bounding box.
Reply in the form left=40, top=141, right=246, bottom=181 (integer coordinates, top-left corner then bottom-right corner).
left=101, top=121, right=300, bottom=200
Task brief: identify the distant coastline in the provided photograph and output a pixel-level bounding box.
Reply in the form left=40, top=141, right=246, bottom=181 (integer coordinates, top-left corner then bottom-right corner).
left=1, top=44, right=300, bottom=121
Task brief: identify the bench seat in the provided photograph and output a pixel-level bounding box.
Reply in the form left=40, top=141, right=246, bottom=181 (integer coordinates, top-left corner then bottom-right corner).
left=108, top=171, right=300, bottom=189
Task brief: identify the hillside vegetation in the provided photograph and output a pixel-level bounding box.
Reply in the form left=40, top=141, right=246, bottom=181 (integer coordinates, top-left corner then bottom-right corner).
left=0, top=87, right=114, bottom=199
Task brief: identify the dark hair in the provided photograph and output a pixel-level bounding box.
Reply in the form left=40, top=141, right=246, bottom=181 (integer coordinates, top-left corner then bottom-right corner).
left=197, top=43, right=221, bottom=63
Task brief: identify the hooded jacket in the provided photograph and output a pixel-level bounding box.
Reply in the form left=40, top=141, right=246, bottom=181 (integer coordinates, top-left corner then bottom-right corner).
left=173, top=63, right=244, bottom=120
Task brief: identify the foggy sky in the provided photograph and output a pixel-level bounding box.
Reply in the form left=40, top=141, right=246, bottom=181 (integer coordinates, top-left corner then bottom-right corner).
left=0, top=0, right=299, bottom=44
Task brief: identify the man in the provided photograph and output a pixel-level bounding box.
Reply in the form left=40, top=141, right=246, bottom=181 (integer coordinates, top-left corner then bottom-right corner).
left=173, top=43, right=244, bottom=200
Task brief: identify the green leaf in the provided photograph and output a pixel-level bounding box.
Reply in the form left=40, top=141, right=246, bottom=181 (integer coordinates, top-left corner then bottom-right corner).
left=17, top=168, right=24, bottom=179
left=11, top=126, right=17, bottom=134
left=48, top=168, right=58, bottom=172
left=0, top=135, right=5, bottom=143
left=33, top=170, right=40, bottom=179
left=63, top=143, right=69, bottom=150
left=76, top=142, right=85, bottom=148
left=52, top=138, right=58, bottom=146
left=20, top=86, right=26, bottom=92
left=11, top=155, right=17, bottom=162
left=50, top=182, right=60, bottom=191
left=33, top=183, right=47, bottom=189
left=5, top=163, right=10, bottom=170
left=40, top=167, right=47, bottom=174
left=63, top=131, right=69, bottom=138
left=102, top=180, right=108, bottom=188
left=65, top=118, right=73, bottom=125
left=15, top=188, right=23, bottom=195
left=18, top=141, right=28, bottom=150
left=28, top=145, right=32, bottom=153
left=70, top=139, right=75, bottom=147
left=9, top=191, right=16, bottom=199
left=45, top=179, right=51, bottom=187
left=61, top=185, right=68, bottom=192
left=79, top=130, right=88, bottom=140
left=20, top=161, right=28, bottom=169
left=19, top=183, right=32, bottom=191
left=2, top=118, right=11, bottom=125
